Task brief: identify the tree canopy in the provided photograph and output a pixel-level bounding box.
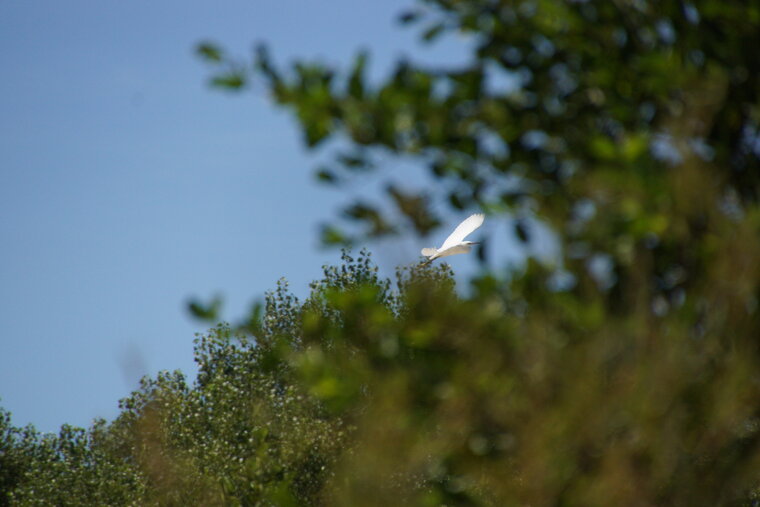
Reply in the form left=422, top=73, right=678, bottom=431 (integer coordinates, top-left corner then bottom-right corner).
left=3, top=0, right=760, bottom=505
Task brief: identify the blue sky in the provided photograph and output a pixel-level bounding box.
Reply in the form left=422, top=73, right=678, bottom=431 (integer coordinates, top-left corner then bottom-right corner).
left=0, top=1, right=539, bottom=433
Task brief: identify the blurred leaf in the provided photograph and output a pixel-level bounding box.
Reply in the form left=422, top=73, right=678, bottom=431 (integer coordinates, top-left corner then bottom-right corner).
left=187, top=295, right=222, bottom=321
left=422, top=23, right=445, bottom=42
left=336, top=152, right=372, bottom=171
left=315, top=168, right=338, bottom=184
left=514, top=219, right=530, bottom=243
left=348, top=51, right=367, bottom=99
left=321, top=225, right=348, bottom=246
left=196, top=42, right=223, bottom=62
left=476, top=237, right=488, bottom=263
left=398, top=10, right=422, bottom=24
left=210, top=72, right=246, bottom=90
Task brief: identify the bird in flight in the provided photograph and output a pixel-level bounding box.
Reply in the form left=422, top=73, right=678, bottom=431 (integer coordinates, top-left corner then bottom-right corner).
left=421, top=213, right=484, bottom=264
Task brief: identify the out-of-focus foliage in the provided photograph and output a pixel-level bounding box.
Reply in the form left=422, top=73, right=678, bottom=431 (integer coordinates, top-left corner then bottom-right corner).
left=3, top=0, right=760, bottom=505
left=202, top=0, right=759, bottom=262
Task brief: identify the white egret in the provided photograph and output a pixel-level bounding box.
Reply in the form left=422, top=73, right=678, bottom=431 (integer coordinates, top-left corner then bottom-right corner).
left=421, top=213, right=484, bottom=264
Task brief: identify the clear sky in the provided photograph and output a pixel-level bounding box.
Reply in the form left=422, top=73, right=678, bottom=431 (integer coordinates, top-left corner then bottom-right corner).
left=0, top=1, right=538, bottom=433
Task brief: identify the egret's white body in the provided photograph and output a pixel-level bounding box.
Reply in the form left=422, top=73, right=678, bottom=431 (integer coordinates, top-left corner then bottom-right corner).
left=421, top=213, right=484, bottom=263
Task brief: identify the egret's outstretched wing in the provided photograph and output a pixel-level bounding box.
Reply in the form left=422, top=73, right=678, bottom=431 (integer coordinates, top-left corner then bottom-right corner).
left=439, top=213, right=484, bottom=250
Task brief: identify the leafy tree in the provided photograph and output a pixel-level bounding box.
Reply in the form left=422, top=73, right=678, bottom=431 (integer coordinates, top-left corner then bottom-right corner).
left=197, top=0, right=759, bottom=503
left=5, top=244, right=759, bottom=504
left=1, top=252, right=450, bottom=505
left=3, top=0, right=760, bottom=505
left=200, top=0, right=758, bottom=252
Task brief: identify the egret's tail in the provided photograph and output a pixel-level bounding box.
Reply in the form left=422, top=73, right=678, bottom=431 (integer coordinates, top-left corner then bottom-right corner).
left=421, top=247, right=437, bottom=258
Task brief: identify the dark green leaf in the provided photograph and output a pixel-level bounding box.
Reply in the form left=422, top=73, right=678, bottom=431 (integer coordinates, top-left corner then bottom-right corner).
left=196, top=42, right=223, bottom=62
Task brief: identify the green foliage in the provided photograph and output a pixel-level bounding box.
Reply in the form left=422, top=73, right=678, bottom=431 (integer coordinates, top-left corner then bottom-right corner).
left=0, top=252, right=453, bottom=505
left=4, top=242, right=759, bottom=504
left=195, top=0, right=760, bottom=502
left=187, top=294, right=223, bottom=322
left=2, top=416, right=144, bottom=506
left=203, top=0, right=759, bottom=261
left=2, top=296, right=349, bottom=504
left=3, top=1, right=760, bottom=505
